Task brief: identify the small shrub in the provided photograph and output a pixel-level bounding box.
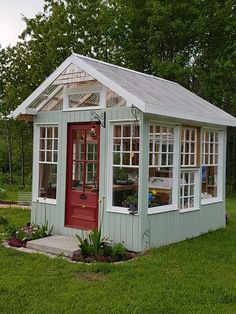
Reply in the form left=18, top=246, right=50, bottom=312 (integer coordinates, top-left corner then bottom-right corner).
left=111, top=243, right=126, bottom=261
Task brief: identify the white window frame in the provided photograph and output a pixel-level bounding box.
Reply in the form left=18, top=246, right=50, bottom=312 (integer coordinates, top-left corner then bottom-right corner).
left=63, top=85, right=106, bottom=111
left=201, top=129, right=223, bottom=205
left=179, top=169, right=200, bottom=213
left=147, top=123, right=179, bottom=214
left=33, top=123, right=58, bottom=205
left=179, top=126, right=200, bottom=212
left=181, top=127, right=198, bottom=167
left=107, top=120, right=140, bottom=214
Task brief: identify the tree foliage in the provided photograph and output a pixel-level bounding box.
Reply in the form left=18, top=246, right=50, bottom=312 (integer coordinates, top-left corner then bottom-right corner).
left=0, top=0, right=235, bottom=190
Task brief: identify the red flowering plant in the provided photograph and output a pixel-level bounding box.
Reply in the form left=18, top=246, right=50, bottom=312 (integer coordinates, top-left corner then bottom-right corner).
left=0, top=216, right=53, bottom=248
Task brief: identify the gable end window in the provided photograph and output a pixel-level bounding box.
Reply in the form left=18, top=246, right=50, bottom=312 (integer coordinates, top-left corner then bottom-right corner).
left=38, top=126, right=58, bottom=200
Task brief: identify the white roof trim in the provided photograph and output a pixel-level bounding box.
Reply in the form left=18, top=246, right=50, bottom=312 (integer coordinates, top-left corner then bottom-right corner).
left=12, top=53, right=236, bottom=127
left=146, top=103, right=236, bottom=127
left=13, top=54, right=146, bottom=118
left=12, top=57, right=73, bottom=118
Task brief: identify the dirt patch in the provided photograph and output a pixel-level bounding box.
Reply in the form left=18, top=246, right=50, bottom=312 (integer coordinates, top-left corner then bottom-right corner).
left=76, top=272, right=107, bottom=281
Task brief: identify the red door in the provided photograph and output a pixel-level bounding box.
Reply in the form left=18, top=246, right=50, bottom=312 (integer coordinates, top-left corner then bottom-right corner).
left=65, top=123, right=100, bottom=230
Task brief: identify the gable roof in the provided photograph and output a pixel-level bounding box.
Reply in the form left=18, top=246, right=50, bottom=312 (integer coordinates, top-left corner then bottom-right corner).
left=13, top=53, right=236, bottom=127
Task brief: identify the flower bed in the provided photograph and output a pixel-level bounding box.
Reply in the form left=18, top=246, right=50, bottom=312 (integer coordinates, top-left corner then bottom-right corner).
left=73, top=228, right=138, bottom=263
left=0, top=216, right=53, bottom=248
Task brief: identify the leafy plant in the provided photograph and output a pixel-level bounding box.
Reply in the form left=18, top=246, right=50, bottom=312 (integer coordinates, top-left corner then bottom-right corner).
left=0, top=217, right=18, bottom=238
left=125, top=192, right=138, bottom=206
left=111, top=243, right=126, bottom=261
left=76, top=228, right=107, bottom=257
left=113, top=167, right=129, bottom=182
left=15, top=221, right=53, bottom=242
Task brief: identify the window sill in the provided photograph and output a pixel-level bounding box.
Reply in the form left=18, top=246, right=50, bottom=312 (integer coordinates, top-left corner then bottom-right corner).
left=201, top=198, right=222, bottom=205
left=33, top=198, right=57, bottom=205
left=148, top=205, right=177, bottom=215
left=62, top=107, right=102, bottom=112
left=107, top=207, right=139, bottom=215
left=179, top=207, right=200, bottom=214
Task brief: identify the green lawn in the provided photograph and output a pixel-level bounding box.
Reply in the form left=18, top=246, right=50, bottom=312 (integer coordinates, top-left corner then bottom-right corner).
left=1, top=200, right=236, bottom=313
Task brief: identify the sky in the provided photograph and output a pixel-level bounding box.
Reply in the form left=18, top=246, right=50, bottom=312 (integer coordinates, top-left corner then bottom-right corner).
left=0, top=0, right=45, bottom=48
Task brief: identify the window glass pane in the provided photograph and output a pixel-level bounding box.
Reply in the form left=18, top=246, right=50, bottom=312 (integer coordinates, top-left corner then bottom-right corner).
left=132, top=153, right=139, bottom=166
left=73, top=130, right=84, bottom=160
left=54, top=139, right=58, bottom=151
left=72, top=162, right=84, bottom=191
left=39, top=151, right=45, bottom=162
left=114, top=125, right=121, bottom=137
left=40, top=127, right=46, bottom=138
left=113, top=167, right=139, bottom=211
left=54, top=127, right=58, bottom=138
left=53, top=152, right=58, bottom=163
left=47, top=139, right=53, bottom=150
left=69, top=92, right=100, bottom=108
left=47, top=127, right=53, bottom=138
left=122, top=153, right=130, bottom=165
left=132, top=140, right=139, bottom=152
left=133, top=125, right=140, bottom=137
left=113, top=153, right=120, bottom=165
left=113, top=139, right=121, bottom=151
left=123, top=125, right=131, bottom=137
left=40, top=139, right=45, bottom=150
left=39, top=164, right=57, bottom=199
left=85, top=163, right=97, bottom=192
left=123, top=139, right=130, bottom=151
left=148, top=167, right=173, bottom=208
left=46, top=151, right=52, bottom=162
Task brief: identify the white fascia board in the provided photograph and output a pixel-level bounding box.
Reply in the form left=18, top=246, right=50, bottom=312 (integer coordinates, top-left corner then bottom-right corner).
left=12, top=56, right=73, bottom=119
left=71, top=54, right=146, bottom=112
left=22, top=108, right=38, bottom=115
left=146, top=103, right=236, bottom=127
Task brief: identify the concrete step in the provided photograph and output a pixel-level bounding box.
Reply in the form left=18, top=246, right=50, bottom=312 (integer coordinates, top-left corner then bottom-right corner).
left=26, top=235, right=80, bottom=257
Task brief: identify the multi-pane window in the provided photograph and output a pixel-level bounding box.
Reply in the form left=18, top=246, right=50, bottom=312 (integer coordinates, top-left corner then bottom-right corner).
left=202, top=130, right=219, bottom=199
left=38, top=126, right=58, bottom=199
left=148, top=125, right=174, bottom=208
left=180, top=171, right=195, bottom=210
left=69, top=92, right=100, bottom=108
left=112, top=123, right=140, bottom=212
left=180, top=127, right=199, bottom=210
left=181, top=128, right=197, bottom=167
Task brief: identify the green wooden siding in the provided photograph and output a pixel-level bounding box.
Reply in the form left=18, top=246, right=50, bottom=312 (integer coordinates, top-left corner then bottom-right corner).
left=31, top=109, right=227, bottom=252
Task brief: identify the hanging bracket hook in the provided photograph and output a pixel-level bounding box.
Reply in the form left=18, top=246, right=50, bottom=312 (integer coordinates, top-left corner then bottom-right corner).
left=131, top=105, right=141, bottom=121
left=90, top=111, right=106, bottom=128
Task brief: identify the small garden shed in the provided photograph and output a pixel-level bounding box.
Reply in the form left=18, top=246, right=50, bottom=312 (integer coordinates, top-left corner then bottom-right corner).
left=13, top=53, right=236, bottom=251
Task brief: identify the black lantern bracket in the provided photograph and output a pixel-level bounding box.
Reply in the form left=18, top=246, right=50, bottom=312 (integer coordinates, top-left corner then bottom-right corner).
left=90, top=111, right=106, bottom=128
left=131, top=105, right=141, bottom=121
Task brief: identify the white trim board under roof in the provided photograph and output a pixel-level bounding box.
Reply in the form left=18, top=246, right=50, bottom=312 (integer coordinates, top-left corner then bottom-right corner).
left=13, top=53, right=236, bottom=127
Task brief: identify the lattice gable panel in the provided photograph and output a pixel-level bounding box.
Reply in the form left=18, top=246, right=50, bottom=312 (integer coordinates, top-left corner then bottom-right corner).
left=53, top=63, right=94, bottom=85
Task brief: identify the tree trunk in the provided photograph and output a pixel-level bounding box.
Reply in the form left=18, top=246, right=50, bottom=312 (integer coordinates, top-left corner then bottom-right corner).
left=5, top=120, right=13, bottom=184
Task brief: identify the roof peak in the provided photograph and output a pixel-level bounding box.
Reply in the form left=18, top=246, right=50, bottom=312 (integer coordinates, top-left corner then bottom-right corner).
left=72, top=52, right=177, bottom=86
